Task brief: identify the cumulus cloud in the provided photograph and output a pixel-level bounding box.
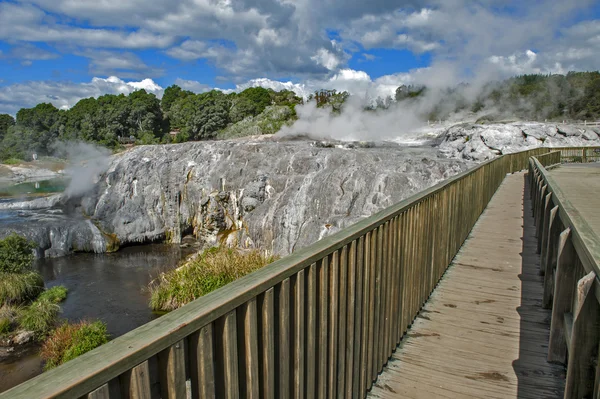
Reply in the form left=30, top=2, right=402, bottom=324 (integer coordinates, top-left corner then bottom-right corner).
left=1, top=0, right=600, bottom=114
left=0, top=77, right=163, bottom=115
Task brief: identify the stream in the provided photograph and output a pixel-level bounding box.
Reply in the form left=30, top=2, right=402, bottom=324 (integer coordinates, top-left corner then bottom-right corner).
left=0, top=179, right=196, bottom=392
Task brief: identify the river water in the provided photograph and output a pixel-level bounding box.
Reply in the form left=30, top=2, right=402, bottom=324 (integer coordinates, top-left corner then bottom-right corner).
left=0, top=180, right=196, bottom=392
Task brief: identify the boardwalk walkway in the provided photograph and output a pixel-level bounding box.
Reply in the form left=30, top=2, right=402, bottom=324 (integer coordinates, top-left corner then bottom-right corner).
left=548, top=163, right=600, bottom=236
left=369, top=172, right=566, bottom=398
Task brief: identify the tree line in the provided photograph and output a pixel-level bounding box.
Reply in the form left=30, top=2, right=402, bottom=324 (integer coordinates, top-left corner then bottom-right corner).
left=2, top=72, right=600, bottom=161
left=0, top=86, right=302, bottom=161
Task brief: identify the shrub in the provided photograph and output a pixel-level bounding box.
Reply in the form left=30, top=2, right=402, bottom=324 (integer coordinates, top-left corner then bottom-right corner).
left=18, top=299, right=60, bottom=338
left=41, top=321, right=109, bottom=370
left=0, top=234, right=36, bottom=274
left=0, top=272, right=44, bottom=305
left=38, top=286, right=68, bottom=304
left=2, top=158, right=23, bottom=165
left=150, top=247, right=278, bottom=312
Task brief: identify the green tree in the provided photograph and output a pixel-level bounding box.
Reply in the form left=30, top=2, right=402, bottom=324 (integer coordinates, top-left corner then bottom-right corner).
left=0, top=114, right=15, bottom=141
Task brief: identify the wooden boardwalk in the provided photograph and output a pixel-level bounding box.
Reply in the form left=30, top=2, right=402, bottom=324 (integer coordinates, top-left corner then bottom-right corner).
left=369, top=172, right=566, bottom=399
left=548, top=163, right=600, bottom=236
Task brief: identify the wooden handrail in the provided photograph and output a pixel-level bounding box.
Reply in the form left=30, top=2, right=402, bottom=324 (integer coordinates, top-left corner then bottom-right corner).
left=1, top=146, right=598, bottom=398
left=529, top=156, right=600, bottom=399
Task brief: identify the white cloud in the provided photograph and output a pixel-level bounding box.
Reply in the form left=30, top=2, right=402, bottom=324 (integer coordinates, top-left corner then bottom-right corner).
left=174, top=78, right=212, bottom=93
left=80, top=50, right=164, bottom=78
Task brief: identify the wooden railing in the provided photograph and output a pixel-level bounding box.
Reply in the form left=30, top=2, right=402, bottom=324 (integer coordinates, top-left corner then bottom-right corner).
left=1, top=146, right=597, bottom=399
left=529, top=155, right=600, bottom=399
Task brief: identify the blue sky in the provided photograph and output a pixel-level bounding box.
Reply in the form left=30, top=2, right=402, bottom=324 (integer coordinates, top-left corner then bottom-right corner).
left=1, top=0, right=599, bottom=114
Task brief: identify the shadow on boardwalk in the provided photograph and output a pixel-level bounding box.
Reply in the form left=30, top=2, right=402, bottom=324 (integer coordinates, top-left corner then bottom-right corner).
left=513, top=174, right=565, bottom=399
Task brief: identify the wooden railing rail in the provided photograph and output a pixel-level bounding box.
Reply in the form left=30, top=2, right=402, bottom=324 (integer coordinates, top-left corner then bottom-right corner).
left=529, top=156, right=600, bottom=399
left=1, top=146, right=597, bottom=399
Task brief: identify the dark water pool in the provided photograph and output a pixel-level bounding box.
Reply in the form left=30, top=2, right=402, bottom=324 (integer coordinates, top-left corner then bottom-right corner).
left=0, top=243, right=195, bottom=393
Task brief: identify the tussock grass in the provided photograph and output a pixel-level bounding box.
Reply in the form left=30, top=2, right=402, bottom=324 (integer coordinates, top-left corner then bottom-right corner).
left=18, top=299, right=60, bottom=338
left=0, top=305, right=20, bottom=335
left=38, top=286, right=68, bottom=304
left=150, top=247, right=278, bottom=312
left=0, top=272, right=44, bottom=304
left=41, top=321, right=109, bottom=370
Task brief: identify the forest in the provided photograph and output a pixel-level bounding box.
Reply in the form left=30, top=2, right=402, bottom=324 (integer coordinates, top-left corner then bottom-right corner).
left=1, top=71, right=600, bottom=161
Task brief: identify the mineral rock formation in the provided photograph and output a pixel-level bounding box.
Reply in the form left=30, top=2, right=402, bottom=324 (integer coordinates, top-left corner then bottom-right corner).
left=437, top=122, right=600, bottom=161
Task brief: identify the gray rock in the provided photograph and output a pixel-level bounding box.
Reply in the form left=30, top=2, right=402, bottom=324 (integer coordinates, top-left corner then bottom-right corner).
left=13, top=331, right=34, bottom=345
left=76, top=140, right=469, bottom=256
left=438, top=122, right=600, bottom=161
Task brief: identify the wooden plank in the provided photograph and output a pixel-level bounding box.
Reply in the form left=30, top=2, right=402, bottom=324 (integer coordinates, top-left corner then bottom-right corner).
left=277, top=278, right=291, bottom=399
left=327, top=251, right=339, bottom=399
left=189, top=325, right=215, bottom=399
left=238, top=298, right=259, bottom=399
left=542, top=205, right=559, bottom=308
left=317, top=257, right=329, bottom=399
left=120, top=361, right=152, bottom=399
left=359, top=232, right=372, bottom=396
left=293, top=270, right=305, bottom=399
left=157, top=340, right=186, bottom=399
left=564, top=272, right=599, bottom=399
left=259, top=288, right=275, bottom=399
left=87, top=380, right=120, bottom=399
left=337, top=246, right=348, bottom=397
left=215, top=311, right=239, bottom=399
left=369, top=172, right=566, bottom=399
left=548, top=228, right=576, bottom=364
left=306, top=264, right=317, bottom=399
left=344, top=240, right=357, bottom=398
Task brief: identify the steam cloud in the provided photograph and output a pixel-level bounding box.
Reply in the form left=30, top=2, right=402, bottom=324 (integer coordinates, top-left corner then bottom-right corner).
left=52, top=142, right=112, bottom=198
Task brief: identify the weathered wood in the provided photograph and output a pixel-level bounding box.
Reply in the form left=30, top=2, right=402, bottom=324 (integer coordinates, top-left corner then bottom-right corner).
left=540, top=193, right=553, bottom=271
left=238, top=298, right=259, bottom=399
left=548, top=228, right=577, bottom=364
left=542, top=205, right=559, bottom=308
left=327, top=250, right=339, bottom=398
left=337, top=246, right=348, bottom=396
left=306, top=263, right=317, bottom=399
left=359, top=232, right=371, bottom=396
left=293, top=270, right=305, bottom=399
left=317, top=257, right=329, bottom=399
left=277, top=278, right=291, bottom=399
left=344, top=240, right=357, bottom=398
left=370, top=172, right=566, bottom=399
left=87, top=380, right=120, bottom=399
left=259, top=288, right=275, bottom=399
left=189, top=325, right=215, bottom=399
left=564, top=272, right=599, bottom=399
left=157, top=340, right=186, bottom=399
left=120, top=360, right=152, bottom=399
left=215, top=311, right=239, bottom=399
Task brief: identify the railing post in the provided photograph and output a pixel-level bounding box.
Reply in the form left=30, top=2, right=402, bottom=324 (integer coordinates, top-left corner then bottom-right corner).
left=542, top=205, right=559, bottom=308
left=535, top=185, right=547, bottom=248
left=540, top=193, right=553, bottom=271
left=548, top=228, right=577, bottom=364
left=564, top=272, right=600, bottom=399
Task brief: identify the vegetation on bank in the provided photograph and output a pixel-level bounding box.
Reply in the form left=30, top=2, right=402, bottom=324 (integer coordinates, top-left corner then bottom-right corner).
left=41, top=320, right=110, bottom=370
left=0, top=233, right=109, bottom=370
left=150, top=246, right=279, bottom=312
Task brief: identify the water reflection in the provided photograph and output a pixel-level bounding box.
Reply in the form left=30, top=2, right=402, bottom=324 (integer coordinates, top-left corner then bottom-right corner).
left=35, top=244, right=195, bottom=338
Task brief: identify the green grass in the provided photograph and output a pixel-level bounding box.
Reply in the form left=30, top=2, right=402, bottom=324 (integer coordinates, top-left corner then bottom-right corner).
left=18, top=299, right=60, bottom=338
left=0, top=305, right=19, bottom=335
left=0, top=272, right=44, bottom=305
left=2, top=158, right=23, bottom=165
left=38, top=286, right=68, bottom=304
left=150, top=247, right=278, bottom=312
left=41, top=321, right=110, bottom=370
